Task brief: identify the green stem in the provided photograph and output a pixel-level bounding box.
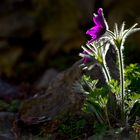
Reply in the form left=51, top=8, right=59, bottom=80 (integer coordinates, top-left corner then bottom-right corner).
left=117, top=47, right=125, bottom=125
left=102, top=61, right=111, bottom=83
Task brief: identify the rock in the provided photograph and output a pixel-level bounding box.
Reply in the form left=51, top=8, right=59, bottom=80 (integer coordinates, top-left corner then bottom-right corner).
left=86, top=46, right=119, bottom=87
left=0, top=134, right=15, bottom=140
left=14, top=47, right=119, bottom=139
left=19, top=60, right=84, bottom=121
left=85, top=63, right=106, bottom=87
left=0, top=79, right=19, bottom=101
left=36, top=69, right=58, bottom=88
left=0, top=112, right=16, bottom=140
left=0, top=112, right=16, bottom=132
left=106, top=46, right=119, bottom=80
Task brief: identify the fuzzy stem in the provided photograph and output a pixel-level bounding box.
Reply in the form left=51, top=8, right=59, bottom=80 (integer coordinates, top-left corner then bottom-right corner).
left=117, top=47, right=125, bottom=125
left=102, top=61, right=111, bottom=83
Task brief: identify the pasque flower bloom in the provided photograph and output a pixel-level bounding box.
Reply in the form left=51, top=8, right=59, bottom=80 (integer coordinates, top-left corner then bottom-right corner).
left=83, top=51, right=90, bottom=63
left=86, top=8, right=108, bottom=43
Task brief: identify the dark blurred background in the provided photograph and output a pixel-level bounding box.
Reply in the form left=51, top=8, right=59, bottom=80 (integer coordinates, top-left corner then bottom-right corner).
left=0, top=0, right=140, bottom=84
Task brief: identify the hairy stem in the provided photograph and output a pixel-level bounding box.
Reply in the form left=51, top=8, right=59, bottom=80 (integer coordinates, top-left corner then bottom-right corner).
left=102, top=61, right=111, bottom=83
left=117, top=47, right=125, bottom=125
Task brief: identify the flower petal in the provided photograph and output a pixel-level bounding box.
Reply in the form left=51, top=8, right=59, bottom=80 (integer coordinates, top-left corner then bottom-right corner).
left=86, top=8, right=108, bottom=43
left=93, top=17, right=104, bottom=27
left=83, top=51, right=90, bottom=63
left=86, top=26, right=102, bottom=37
left=93, top=8, right=106, bottom=28
left=97, top=8, right=103, bottom=16
left=88, top=38, right=97, bottom=44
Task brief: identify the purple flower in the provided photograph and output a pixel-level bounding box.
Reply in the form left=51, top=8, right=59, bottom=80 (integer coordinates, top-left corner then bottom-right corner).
left=86, top=8, right=108, bottom=43
left=83, top=51, right=89, bottom=63
left=83, top=51, right=94, bottom=63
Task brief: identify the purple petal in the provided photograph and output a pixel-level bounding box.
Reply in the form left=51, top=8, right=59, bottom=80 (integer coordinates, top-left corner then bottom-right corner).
left=93, top=16, right=104, bottom=27
left=97, top=8, right=103, bottom=16
left=83, top=51, right=90, bottom=63
left=83, top=58, right=89, bottom=63
left=83, top=51, right=88, bottom=54
left=86, top=8, right=107, bottom=43
left=88, top=38, right=97, bottom=44
left=86, top=26, right=102, bottom=36
left=93, top=8, right=105, bottom=27
left=83, top=51, right=89, bottom=63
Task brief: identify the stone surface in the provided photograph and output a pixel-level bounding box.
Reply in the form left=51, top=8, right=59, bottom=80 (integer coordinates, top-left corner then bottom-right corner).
left=0, top=134, right=15, bottom=140
left=0, top=112, right=15, bottom=132
left=0, top=79, right=19, bottom=101
left=19, top=60, right=84, bottom=121
left=36, top=69, right=58, bottom=88
left=0, top=112, right=16, bottom=140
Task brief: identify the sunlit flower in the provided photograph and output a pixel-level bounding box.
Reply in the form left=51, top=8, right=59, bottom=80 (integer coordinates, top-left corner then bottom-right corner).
left=110, top=23, right=140, bottom=49
left=83, top=51, right=91, bottom=63
left=86, top=8, right=108, bottom=43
